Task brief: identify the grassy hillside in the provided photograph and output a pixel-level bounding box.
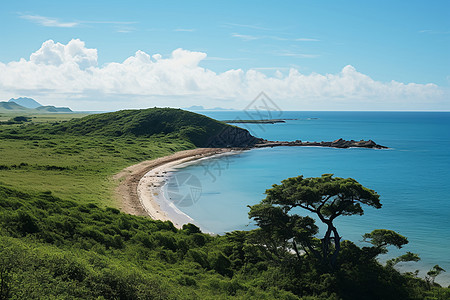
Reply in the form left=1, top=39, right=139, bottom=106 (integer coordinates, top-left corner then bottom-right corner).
left=50, top=108, right=226, bottom=137
left=0, top=113, right=89, bottom=123
left=0, top=184, right=300, bottom=299
left=0, top=108, right=257, bottom=206
left=2, top=107, right=259, bottom=147
left=3, top=182, right=449, bottom=299
left=0, top=108, right=448, bottom=299
left=35, top=106, right=72, bottom=113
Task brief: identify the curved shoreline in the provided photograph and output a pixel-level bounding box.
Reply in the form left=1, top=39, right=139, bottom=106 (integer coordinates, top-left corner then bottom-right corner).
left=114, top=139, right=386, bottom=228
left=114, top=148, right=234, bottom=227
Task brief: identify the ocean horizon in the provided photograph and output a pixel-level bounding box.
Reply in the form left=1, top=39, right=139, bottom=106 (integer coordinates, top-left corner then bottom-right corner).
left=160, top=111, right=450, bottom=285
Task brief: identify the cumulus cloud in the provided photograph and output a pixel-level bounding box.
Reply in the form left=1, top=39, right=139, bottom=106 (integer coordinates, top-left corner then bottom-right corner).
left=29, top=39, right=98, bottom=69
left=0, top=39, right=447, bottom=110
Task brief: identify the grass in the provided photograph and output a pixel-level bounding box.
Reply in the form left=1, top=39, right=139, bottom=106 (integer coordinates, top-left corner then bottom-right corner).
left=0, top=112, right=89, bottom=123
left=0, top=108, right=241, bottom=206
left=0, top=108, right=256, bottom=208
left=0, top=134, right=193, bottom=207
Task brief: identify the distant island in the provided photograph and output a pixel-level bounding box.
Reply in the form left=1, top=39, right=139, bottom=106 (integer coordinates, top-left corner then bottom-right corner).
left=0, top=97, right=73, bottom=113
left=185, top=105, right=235, bottom=111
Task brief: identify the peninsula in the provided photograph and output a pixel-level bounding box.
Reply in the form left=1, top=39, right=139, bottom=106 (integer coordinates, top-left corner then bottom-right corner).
left=254, top=138, right=388, bottom=149
left=222, top=118, right=297, bottom=124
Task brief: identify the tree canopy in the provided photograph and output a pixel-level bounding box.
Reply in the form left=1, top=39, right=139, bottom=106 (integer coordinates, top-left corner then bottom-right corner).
left=249, top=174, right=382, bottom=269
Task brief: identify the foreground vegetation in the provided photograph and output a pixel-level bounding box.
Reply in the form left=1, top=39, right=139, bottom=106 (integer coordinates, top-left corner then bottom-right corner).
left=0, top=108, right=449, bottom=299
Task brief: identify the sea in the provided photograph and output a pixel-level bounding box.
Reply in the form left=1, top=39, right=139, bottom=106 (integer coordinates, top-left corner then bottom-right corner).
left=162, top=111, right=450, bottom=285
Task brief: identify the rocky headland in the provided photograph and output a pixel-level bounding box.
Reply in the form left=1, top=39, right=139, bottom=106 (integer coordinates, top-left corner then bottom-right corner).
left=254, top=138, right=388, bottom=149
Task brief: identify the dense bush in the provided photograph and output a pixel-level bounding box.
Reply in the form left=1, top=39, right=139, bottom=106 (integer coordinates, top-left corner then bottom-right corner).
left=0, top=184, right=302, bottom=299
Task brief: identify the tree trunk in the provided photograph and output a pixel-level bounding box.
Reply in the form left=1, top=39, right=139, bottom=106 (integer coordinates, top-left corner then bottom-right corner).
left=292, top=240, right=302, bottom=261
left=330, top=225, right=341, bottom=268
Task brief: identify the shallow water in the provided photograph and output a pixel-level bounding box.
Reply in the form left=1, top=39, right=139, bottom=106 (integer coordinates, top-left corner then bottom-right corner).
left=166, top=111, right=450, bottom=285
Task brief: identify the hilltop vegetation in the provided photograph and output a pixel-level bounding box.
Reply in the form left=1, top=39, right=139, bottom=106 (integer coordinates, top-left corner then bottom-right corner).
left=0, top=108, right=449, bottom=299
left=1, top=108, right=259, bottom=147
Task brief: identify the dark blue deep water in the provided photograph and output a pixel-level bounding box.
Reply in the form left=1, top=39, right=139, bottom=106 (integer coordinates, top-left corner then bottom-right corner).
left=168, top=111, right=450, bottom=284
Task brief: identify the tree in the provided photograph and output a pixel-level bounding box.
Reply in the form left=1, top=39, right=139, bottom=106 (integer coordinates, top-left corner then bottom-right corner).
left=362, top=229, right=409, bottom=258
left=426, top=265, right=446, bottom=286
left=248, top=174, right=381, bottom=269
left=386, top=252, right=420, bottom=268
left=362, top=229, right=423, bottom=272
left=363, top=229, right=409, bottom=252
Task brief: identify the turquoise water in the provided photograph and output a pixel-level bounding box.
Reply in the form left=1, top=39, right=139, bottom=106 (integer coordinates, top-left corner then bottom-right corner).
left=170, top=111, right=450, bottom=285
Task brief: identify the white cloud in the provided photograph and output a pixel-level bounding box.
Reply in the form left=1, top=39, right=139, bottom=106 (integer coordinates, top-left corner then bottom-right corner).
left=232, top=33, right=321, bottom=43
left=20, top=15, right=78, bottom=28
left=29, top=39, right=98, bottom=69
left=223, top=23, right=271, bottom=31
left=278, top=51, right=319, bottom=58
left=20, top=14, right=137, bottom=32
left=231, top=33, right=260, bottom=41
left=0, top=39, right=447, bottom=111
left=116, top=26, right=136, bottom=33
left=418, top=29, right=450, bottom=35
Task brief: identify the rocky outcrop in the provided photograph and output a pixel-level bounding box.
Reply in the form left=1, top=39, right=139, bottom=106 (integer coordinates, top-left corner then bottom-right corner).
left=223, top=119, right=298, bottom=124
left=206, top=126, right=264, bottom=148
left=254, top=138, right=387, bottom=149
left=205, top=125, right=387, bottom=149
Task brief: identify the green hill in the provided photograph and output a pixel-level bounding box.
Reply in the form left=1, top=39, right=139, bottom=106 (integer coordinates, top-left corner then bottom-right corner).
left=35, top=105, right=72, bottom=113
left=18, top=108, right=261, bottom=147
left=0, top=102, right=30, bottom=111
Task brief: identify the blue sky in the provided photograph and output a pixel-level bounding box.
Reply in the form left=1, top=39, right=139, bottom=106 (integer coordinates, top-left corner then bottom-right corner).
left=0, top=0, right=449, bottom=110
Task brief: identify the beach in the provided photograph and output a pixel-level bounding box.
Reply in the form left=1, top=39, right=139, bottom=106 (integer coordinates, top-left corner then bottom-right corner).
left=114, top=148, right=235, bottom=228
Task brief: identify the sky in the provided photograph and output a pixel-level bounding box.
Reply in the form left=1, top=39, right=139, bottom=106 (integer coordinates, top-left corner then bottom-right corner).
left=0, top=0, right=449, bottom=111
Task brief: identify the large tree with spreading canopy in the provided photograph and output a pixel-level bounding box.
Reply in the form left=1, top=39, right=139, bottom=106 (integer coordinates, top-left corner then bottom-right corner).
left=249, top=174, right=382, bottom=269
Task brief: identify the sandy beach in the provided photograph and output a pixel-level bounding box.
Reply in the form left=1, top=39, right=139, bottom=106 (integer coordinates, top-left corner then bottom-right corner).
left=114, top=148, right=235, bottom=228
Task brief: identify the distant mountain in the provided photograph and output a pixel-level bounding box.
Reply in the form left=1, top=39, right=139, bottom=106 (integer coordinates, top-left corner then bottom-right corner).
left=0, top=101, right=73, bottom=113
left=186, top=105, right=205, bottom=110
left=211, top=107, right=234, bottom=111
left=35, top=106, right=72, bottom=113
left=0, top=102, right=30, bottom=111
left=8, top=97, right=42, bottom=109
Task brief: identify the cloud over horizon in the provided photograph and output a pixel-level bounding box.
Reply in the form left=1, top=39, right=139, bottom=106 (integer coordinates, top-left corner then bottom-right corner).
left=0, top=39, right=447, bottom=110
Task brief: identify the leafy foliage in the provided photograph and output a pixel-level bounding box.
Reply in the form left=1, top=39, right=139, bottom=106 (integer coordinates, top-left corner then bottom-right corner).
left=249, top=174, right=382, bottom=269
left=363, top=229, right=409, bottom=257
